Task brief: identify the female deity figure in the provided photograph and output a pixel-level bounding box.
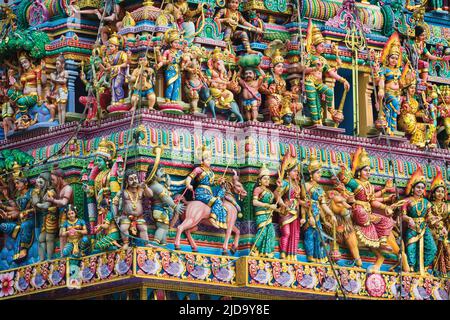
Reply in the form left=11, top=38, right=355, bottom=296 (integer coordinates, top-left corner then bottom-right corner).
left=398, top=68, right=437, bottom=148
left=338, top=147, right=409, bottom=272
left=376, top=32, right=404, bottom=135
left=103, top=33, right=129, bottom=108
left=185, top=145, right=228, bottom=230
left=428, top=168, right=450, bottom=276
left=302, top=23, right=350, bottom=125
left=60, top=205, right=90, bottom=258
left=260, top=43, right=288, bottom=125
left=48, top=55, right=68, bottom=124
left=214, top=0, right=263, bottom=54
left=274, top=150, right=307, bottom=260
left=0, top=167, right=35, bottom=262
left=157, top=29, right=184, bottom=102
left=163, top=0, right=203, bottom=37
left=129, top=54, right=156, bottom=110
left=304, top=155, right=336, bottom=263
left=251, top=164, right=277, bottom=258
left=401, top=168, right=437, bottom=274
left=7, top=52, right=44, bottom=116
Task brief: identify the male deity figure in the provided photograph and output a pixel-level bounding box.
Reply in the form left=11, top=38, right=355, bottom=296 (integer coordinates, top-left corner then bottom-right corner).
left=48, top=55, right=69, bottom=124
left=182, top=45, right=207, bottom=114
left=113, top=169, right=153, bottom=249
left=45, top=167, right=74, bottom=257
left=237, top=65, right=264, bottom=122
left=215, top=0, right=263, bottom=54
left=103, top=33, right=129, bottom=107
left=148, top=167, right=184, bottom=245
left=32, top=172, right=58, bottom=261
left=129, top=54, right=156, bottom=110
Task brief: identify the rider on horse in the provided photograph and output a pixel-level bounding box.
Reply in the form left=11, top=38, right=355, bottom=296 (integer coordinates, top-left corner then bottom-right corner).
left=185, top=145, right=228, bottom=229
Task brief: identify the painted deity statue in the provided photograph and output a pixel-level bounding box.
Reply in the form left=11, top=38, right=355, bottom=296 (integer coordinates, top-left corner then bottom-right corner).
left=31, top=172, right=57, bottom=261
left=83, top=138, right=122, bottom=234
left=103, top=33, right=129, bottom=108
left=304, top=155, right=336, bottom=263
left=148, top=167, right=184, bottom=245
left=302, top=23, right=350, bottom=125
left=237, top=65, right=264, bottom=122
left=274, top=150, right=307, bottom=261
left=112, top=169, right=153, bottom=249
left=182, top=45, right=207, bottom=114
left=157, top=29, right=184, bottom=102
left=214, top=0, right=263, bottom=54
left=260, top=45, right=288, bottom=125
left=437, top=85, right=450, bottom=148
left=0, top=167, right=35, bottom=262
left=206, top=47, right=237, bottom=112
left=376, top=32, right=404, bottom=135
left=185, top=146, right=228, bottom=230
left=129, top=54, right=156, bottom=110
left=428, top=168, right=450, bottom=276
left=410, top=25, right=450, bottom=84
left=251, top=164, right=277, bottom=258
left=60, top=205, right=90, bottom=258
left=401, top=168, right=437, bottom=274
left=7, top=52, right=44, bottom=117
left=45, top=167, right=74, bottom=257
left=398, top=68, right=437, bottom=148
left=338, top=147, right=410, bottom=272
left=48, top=55, right=69, bottom=124
left=163, top=0, right=203, bottom=39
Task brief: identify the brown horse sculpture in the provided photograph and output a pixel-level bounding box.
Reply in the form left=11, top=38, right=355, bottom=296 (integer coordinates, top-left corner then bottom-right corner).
left=173, top=170, right=247, bottom=255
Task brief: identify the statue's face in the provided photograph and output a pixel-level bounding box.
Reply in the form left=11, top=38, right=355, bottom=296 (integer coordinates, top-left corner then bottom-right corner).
left=288, top=167, right=298, bottom=180
left=56, top=59, right=64, bottom=71
left=434, top=186, right=446, bottom=201
left=315, top=42, right=325, bottom=54
left=408, top=85, right=416, bottom=96
left=127, top=174, right=139, bottom=188
left=360, top=166, right=371, bottom=180
left=94, top=157, right=107, bottom=170
left=273, top=63, right=284, bottom=76
left=418, top=33, right=426, bottom=42
left=36, top=177, right=47, bottom=189
left=244, top=70, right=256, bottom=81
left=108, top=43, right=118, bottom=54
left=260, top=175, right=270, bottom=187
left=228, top=0, right=239, bottom=10
left=155, top=168, right=165, bottom=181
left=50, top=174, right=59, bottom=187
left=312, top=169, right=322, bottom=183
left=203, top=156, right=212, bottom=167
left=388, top=54, right=399, bottom=68
left=20, top=58, right=31, bottom=70
left=14, top=179, right=26, bottom=192
left=138, top=57, right=148, bottom=67
left=67, top=209, right=77, bottom=221
left=413, top=183, right=426, bottom=197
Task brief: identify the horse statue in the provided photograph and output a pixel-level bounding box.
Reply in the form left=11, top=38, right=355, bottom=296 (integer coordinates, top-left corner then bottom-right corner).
left=173, top=170, right=247, bottom=255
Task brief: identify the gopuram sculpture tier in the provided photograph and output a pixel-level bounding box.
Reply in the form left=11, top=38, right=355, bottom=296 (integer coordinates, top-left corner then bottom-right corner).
left=0, top=0, right=449, bottom=301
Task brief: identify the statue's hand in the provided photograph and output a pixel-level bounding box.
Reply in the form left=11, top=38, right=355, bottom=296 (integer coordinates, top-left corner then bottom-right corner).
left=174, top=203, right=185, bottom=214
left=300, top=218, right=306, bottom=226
left=343, top=80, right=350, bottom=91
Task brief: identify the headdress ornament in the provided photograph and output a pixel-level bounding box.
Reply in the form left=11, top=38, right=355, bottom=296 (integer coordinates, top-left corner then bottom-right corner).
left=196, top=144, right=212, bottom=161
left=264, top=40, right=285, bottom=66
left=279, top=149, right=298, bottom=179
left=431, top=167, right=446, bottom=194
left=405, top=167, right=427, bottom=196
left=95, top=138, right=117, bottom=160
left=308, top=154, right=322, bottom=173
left=108, top=32, right=121, bottom=46
left=381, top=32, right=402, bottom=67
left=164, top=28, right=180, bottom=44
left=258, top=163, right=271, bottom=178
left=401, top=64, right=417, bottom=88
left=351, top=147, right=371, bottom=175
left=305, top=20, right=325, bottom=53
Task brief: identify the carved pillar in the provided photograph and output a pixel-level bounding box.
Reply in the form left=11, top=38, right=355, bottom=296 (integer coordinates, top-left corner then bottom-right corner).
left=66, top=60, right=78, bottom=113
left=324, top=76, right=336, bottom=121
left=358, top=73, right=375, bottom=136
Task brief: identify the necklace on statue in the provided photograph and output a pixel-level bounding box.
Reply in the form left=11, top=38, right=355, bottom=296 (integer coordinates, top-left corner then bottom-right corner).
left=127, top=190, right=139, bottom=211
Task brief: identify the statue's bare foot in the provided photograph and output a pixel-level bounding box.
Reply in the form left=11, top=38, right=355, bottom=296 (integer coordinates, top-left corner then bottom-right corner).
left=367, top=264, right=381, bottom=273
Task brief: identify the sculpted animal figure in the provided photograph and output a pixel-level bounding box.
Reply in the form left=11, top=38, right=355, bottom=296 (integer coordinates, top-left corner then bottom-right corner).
left=173, top=170, right=247, bottom=255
